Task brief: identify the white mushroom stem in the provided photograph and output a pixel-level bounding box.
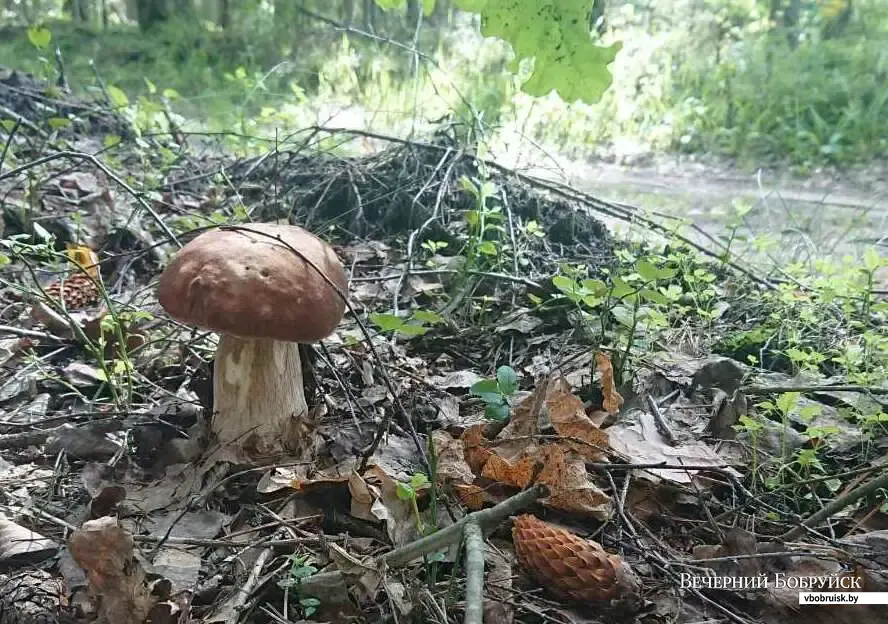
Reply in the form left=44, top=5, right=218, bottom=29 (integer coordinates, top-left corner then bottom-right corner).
left=211, top=334, right=308, bottom=461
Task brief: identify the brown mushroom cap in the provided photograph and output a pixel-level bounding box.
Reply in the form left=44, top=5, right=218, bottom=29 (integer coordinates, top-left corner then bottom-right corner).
left=157, top=223, right=348, bottom=343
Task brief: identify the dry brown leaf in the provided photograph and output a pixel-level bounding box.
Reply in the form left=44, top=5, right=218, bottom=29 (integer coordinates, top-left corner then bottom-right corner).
left=493, top=378, right=549, bottom=462
left=545, top=377, right=609, bottom=461
left=69, top=517, right=155, bottom=624
left=461, top=424, right=494, bottom=475
left=596, top=352, right=624, bottom=414
left=453, top=484, right=486, bottom=511
left=537, top=446, right=612, bottom=520
left=481, top=454, right=537, bottom=489
left=432, top=430, right=475, bottom=485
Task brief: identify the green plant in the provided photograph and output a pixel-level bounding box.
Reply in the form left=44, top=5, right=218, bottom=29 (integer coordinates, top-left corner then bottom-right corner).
left=277, top=553, right=321, bottom=617
left=551, top=254, right=678, bottom=384
left=375, top=0, right=620, bottom=105
left=396, top=472, right=431, bottom=534
left=370, top=309, right=445, bottom=337
left=470, top=365, right=519, bottom=421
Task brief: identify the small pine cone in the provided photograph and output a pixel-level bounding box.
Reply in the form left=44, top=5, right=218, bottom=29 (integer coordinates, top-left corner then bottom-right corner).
left=512, top=514, right=639, bottom=603
left=43, top=272, right=99, bottom=310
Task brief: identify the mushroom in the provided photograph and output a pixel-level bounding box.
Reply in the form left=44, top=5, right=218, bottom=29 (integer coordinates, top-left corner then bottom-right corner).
left=157, top=223, right=348, bottom=464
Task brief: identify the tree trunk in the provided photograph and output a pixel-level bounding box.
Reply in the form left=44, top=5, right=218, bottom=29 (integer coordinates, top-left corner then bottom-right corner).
left=136, top=0, right=170, bottom=30
left=589, top=0, right=607, bottom=36
left=219, top=0, right=230, bottom=29
left=211, top=335, right=312, bottom=465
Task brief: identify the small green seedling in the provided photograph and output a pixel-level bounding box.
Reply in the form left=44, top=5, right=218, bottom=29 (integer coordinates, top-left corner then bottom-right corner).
left=396, top=472, right=430, bottom=534
left=470, top=365, right=519, bottom=421
left=370, top=309, right=445, bottom=337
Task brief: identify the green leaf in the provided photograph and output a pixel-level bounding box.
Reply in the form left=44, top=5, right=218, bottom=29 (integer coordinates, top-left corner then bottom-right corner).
left=396, top=323, right=429, bottom=337
left=470, top=379, right=501, bottom=397
left=824, top=478, right=842, bottom=493
left=454, top=0, right=620, bottom=105
left=0, top=253, right=9, bottom=267
left=143, top=77, right=157, bottom=94
left=637, top=260, right=659, bottom=282
left=485, top=403, right=510, bottom=421
left=423, top=0, right=436, bottom=15
left=107, top=85, right=129, bottom=108
left=369, top=313, right=405, bottom=332
left=776, top=392, right=801, bottom=415
left=610, top=277, right=635, bottom=299
left=581, top=279, right=607, bottom=296
left=27, top=25, right=52, bottom=50
left=412, top=309, right=445, bottom=325
left=552, top=275, right=578, bottom=296
left=103, top=134, right=121, bottom=148
left=639, top=288, right=669, bottom=305
left=32, top=222, right=53, bottom=242
left=162, top=88, right=180, bottom=100
left=409, top=473, right=429, bottom=489
left=582, top=294, right=603, bottom=308
left=396, top=482, right=415, bottom=501
left=496, top=365, right=518, bottom=395
left=477, top=241, right=498, bottom=256
left=375, top=0, right=407, bottom=8
left=47, top=117, right=71, bottom=130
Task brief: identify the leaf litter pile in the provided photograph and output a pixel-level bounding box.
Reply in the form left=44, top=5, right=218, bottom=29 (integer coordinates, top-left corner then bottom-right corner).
left=1, top=66, right=888, bottom=624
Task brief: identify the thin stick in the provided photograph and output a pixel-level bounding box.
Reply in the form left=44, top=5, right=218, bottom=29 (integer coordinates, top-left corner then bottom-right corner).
left=227, top=547, right=273, bottom=624
left=742, top=384, right=888, bottom=395
left=463, top=518, right=485, bottom=624
left=295, top=484, right=547, bottom=595
left=781, top=469, right=888, bottom=541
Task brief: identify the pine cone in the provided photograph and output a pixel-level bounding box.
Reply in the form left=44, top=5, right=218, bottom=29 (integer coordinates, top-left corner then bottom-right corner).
left=43, top=272, right=99, bottom=310
left=512, top=514, right=639, bottom=603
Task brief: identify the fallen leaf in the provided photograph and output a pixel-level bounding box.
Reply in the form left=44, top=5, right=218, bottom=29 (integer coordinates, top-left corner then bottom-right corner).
left=69, top=517, right=155, bottom=624
left=596, top=352, right=624, bottom=414
left=492, top=379, right=548, bottom=462
left=481, top=454, right=537, bottom=489
left=536, top=445, right=612, bottom=520
left=607, top=409, right=736, bottom=485
left=432, top=430, right=475, bottom=485
left=453, top=484, right=486, bottom=510
left=430, top=370, right=485, bottom=390
left=545, top=377, right=609, bottom=461
left=461, top=424, right=494, bottom=475
left=0, top=513, right=58, bottom=564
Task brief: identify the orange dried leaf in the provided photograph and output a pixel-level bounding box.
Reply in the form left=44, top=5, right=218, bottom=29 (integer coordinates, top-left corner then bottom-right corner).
left=481, top=454, right=537, bottom=489
left=453, top=483, right=486, bottom=510
left=546, top=377, right=609, bottom=460
left=536, top=445, right=612, bottom=520
left=596, top=352, right=623, bottom=414
left=461, top=424, right=494, bottom=475
left=493, top=378, right=549, bottom=462
left=65, top=243, right=101, bottom=280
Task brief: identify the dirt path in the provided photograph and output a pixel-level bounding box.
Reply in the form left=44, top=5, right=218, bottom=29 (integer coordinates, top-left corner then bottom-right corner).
left=510, top=153, right=888, bottom=267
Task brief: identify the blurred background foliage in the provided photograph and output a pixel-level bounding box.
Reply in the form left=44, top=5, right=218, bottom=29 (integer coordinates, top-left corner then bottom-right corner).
left=1, top=0, right=886, bottom=169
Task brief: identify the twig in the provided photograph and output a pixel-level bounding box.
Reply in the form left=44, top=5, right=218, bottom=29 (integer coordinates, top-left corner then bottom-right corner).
left=228, top=547, right=273, bottom=624
left=295, top=484, right=548, bottom=595
left=646, top=394, right=678, bottom=446
left=0, top=117, right=22, bottom=170
left=463, top=518, right=485, bottom=624
left=351, top=268, right=542, bottom=289
left=0, top=324, right=66, bottom=342
left=781, top=468, right=888, bottom=542
left=742, top=383, right=888, bottom=396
